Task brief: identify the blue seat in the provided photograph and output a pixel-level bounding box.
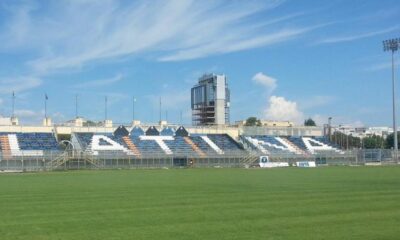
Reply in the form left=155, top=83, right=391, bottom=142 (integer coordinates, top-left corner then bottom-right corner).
left=16, top=132, right=59, bottom=151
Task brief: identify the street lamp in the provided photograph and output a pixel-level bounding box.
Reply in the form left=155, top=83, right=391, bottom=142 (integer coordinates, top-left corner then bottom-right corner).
left=383, top=38, right=399, bottom=161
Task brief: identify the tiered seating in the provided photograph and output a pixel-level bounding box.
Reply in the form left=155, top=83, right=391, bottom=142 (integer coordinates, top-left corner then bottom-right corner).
left=190, top=136, right=217, bottom=154
left=99, top=138, right=112, bottom=146
left=0, top=132, right=59, bottom=157
left=131, top=136, right=165, bottom=156
left=206, top=134, right=243, bottom=152
left=183, top=137, right=206, bottom=157
left=72, top=130, right=247, bottom=157
left=164, top=136, right=195, bottom=156
left=121, top=136, right=141, bottom=156
left=243, top=135, right=341, bottom=155
left=16, top=133, right=59, bottom=151
left=95, top=134, right=132, bottom=156
left=302, top=137, right=342, bottom=154
left=243, top=136, right=296, bottom=155
left=313, top=136, right=340, bottom=148
left=75, top=133, right=94, bottom=149
left=256, top=136, right=285, bottom=147
left=287, top=136, right=308, bottom=152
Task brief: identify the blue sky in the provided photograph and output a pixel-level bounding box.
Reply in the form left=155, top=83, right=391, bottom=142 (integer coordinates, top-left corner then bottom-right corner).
left=0, top=0, right=399, bottom=126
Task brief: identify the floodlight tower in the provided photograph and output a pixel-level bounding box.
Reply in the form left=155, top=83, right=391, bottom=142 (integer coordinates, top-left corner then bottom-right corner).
left=383, top=38, right=400, bottom=161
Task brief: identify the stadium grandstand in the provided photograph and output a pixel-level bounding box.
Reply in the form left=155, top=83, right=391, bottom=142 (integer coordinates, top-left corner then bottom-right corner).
left=0, top=118, right=394, bottom=171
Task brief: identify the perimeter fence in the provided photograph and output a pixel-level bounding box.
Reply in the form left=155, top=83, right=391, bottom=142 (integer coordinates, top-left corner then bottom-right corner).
left=0, top=149, right=398, bottom=172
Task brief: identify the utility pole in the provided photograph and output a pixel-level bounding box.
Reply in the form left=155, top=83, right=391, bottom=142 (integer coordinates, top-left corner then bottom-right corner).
left=105, top=96, right=108, bottom=121
left=75, top=94, right=78, bottom=118
left=132, top=96, right=136, bottom=121
left=159, top=97, right=162, bottom=123
left=44, top=93, right=48, bottom=118
left=11, top=91, right=15, bottom=118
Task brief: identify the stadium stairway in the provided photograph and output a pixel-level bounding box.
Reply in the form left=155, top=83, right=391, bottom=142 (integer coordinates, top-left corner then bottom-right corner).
left=83, top=142, right=95, bottom=155
left=0, top=135, right=11, bottom=160
left=122, top=136, right=141, bottom=157
left=46, top=151, right=69, bottom=169
left=184, top=137, right=206, bottom=157
left=83, top=154, right=105, bottom=168
left=241, top=151, right=259, bottom=166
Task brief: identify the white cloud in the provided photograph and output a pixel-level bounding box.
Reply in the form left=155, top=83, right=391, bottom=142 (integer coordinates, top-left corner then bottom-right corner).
left=252, top=73, right=333, bottom=125
left=72, top=74, right=123, bottom=88
left=317, top=26, right=399, bottom=44
left=14, top=109, right=38, bottom=118
left=159, top=27, right=315, bottom=61
left=0, top=76, right=42, bottom=94
left=252, top=72, right=277, bottom=92
left=265, top=96, right=304, bottom=124
left=252, top=73, right=304, bottom=123
left=13, top=109, right=44, bottom=124
left=11, top=109, right=67, bottom=124
left=0, top=0, right=317, bottom=76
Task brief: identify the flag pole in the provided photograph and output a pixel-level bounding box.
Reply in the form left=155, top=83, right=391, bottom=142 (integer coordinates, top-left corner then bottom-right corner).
left=159, top=97, right=162, bottom=123
left=45, top=93, right=48, bottom=119
left=12, top=91, right=15, bottom=118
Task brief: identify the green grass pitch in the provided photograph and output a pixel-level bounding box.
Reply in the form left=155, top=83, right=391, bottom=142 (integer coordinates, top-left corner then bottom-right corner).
left=0, top=166, right=399, bottom=239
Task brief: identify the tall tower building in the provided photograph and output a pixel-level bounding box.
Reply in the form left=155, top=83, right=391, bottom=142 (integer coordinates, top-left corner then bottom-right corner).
left=191, top=74, right=230, bottom=126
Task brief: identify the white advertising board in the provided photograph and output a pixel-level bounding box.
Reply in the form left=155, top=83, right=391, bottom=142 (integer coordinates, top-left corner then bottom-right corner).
left=259, top=156, right=289, bottom=168
left=296, top=161, right=316, bottom=168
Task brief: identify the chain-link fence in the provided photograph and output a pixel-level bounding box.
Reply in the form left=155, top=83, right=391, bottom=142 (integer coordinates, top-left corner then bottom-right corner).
left=0, top=149, right=398, bottom=172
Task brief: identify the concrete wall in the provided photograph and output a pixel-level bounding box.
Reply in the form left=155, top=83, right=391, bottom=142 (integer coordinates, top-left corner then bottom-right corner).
left=0, top=126, right=54, bottom=133
left=0, top=124, right=324, bottom=138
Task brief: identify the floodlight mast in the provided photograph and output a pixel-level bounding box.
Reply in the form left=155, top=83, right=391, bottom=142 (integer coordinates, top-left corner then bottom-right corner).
left=383, top=38, right=399, bottom=162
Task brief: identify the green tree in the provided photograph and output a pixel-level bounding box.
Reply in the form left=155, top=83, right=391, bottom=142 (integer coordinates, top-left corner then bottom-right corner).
left=83, top=120, right=101, bottom=127
left=385, top=132, right=400, bottom=149
left=363, top=135, right=385, bottom=149
left=331, top=131, right=362, bottom=149
left=304, top=118, right=316, bottom=126
left=245, top=117, right=261, bottom=126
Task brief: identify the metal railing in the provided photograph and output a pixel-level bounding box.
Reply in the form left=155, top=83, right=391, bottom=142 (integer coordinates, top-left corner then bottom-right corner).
left=0, top=149, right=398, bottom=172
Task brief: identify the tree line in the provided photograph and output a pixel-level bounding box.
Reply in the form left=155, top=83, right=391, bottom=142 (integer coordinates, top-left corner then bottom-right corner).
left=331, top=131, right=398, bottom=150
